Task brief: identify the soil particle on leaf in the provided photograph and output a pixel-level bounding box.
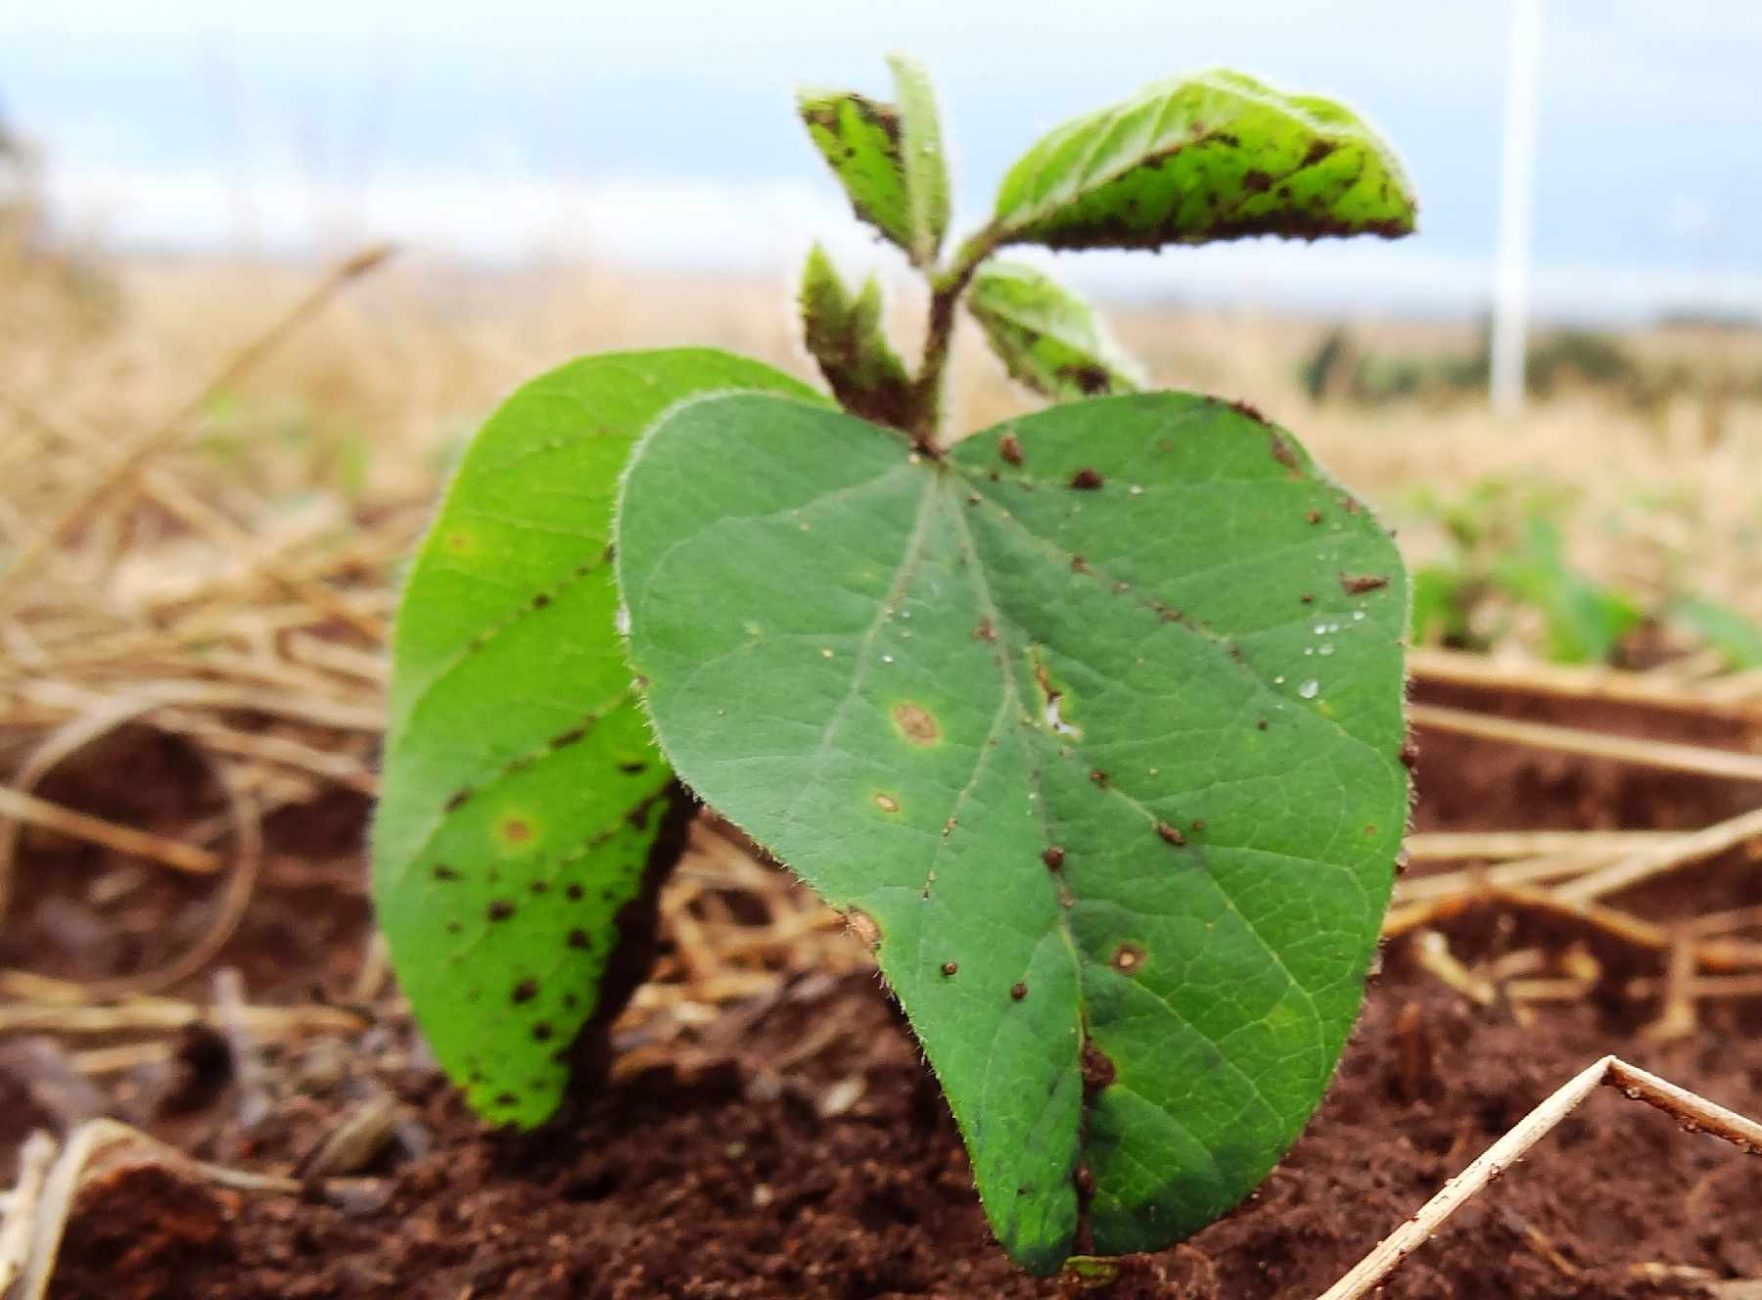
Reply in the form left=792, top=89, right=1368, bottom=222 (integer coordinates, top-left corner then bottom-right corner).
left=1340, top=572, right=1391, bottom=595
left=1068, top=467, right=1105, bottom=491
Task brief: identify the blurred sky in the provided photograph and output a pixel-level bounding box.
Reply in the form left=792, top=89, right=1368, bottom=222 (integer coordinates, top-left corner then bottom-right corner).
left=3, top=0, right=1761, bottom=319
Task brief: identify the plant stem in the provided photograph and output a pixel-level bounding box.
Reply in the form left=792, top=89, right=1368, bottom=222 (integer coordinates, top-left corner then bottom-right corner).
left=908, top=226, right=1002, bottom=454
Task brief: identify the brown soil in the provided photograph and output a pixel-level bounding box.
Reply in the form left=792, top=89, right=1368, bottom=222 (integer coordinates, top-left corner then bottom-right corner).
left=8, top=683, right=1762, bottom=1298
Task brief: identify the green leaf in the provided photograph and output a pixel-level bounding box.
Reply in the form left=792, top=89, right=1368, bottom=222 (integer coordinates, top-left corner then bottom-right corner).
left=968, top=260, right=1142, bottom=400
left=989, top=69, right=1415, bottom=251
left=617, top=391, right=1408, bottom=1270
left=373, top=349, right=824, bottom=1128
left=1409, top=563, right=1473, bottom=648
left=1672, top=596, right=1762, bottom=671
left=887, top=52, right=951, bottom=266
left=1496, top=519, right=1640, bottom=665
left=797, top=55, right=950, bottom=267
left=799, top=244, right=914, bottom=427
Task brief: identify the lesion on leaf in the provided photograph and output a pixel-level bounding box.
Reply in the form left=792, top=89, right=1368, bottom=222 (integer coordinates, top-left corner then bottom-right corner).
left=890, top=700, right=943, bottom=747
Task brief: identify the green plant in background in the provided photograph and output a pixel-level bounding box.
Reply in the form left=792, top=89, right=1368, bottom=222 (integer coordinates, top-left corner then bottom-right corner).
left=1406, top=477, right=1762, bottom=669
left=374, top=56, right=1416, bottom=1273
left=1408, top=479, right=1641, bottom=663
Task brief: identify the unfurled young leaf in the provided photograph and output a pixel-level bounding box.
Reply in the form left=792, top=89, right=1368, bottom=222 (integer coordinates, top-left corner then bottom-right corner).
left=799, top=244, right=914, bottom=427
left=990, top=69, right=1415, bottom=252
left=373, top=350, right=824, bottom=1127
left=968, top=260, right=1142, bottom=400
left=886, top=52, right=951, bottom=266
left=617, top=390, right=1408, bottom=1271
left=798, top=55, right=951, bottom=267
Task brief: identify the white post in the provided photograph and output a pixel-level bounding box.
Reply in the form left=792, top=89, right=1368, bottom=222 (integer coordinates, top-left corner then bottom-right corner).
left=1490, top=0, right=1543, bottom=416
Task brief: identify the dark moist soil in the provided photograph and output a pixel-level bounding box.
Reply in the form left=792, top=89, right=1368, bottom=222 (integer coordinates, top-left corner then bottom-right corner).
left=11, top=684, right=1762, bottom=1299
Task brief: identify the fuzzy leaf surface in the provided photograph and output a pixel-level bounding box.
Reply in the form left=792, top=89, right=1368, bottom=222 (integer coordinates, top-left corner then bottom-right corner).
left=799, top=244, right=913, bottom=427
left=886, top=52, right=951, bottom=266
left=617, top=390, right=1408, bottom=1270
left=374, top=350, right=822, bottom=1127
left=991, top=69, right=1415, bottom=251
left=968, top=260, right=1142, bottom=400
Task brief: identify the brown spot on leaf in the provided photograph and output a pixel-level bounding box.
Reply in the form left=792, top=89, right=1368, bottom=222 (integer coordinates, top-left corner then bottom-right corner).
left=532, top=1023, right=553, bottom=1042
left=941, top=961, right=959, bottom=977
left=487, top=900, right=516, bottom=922
left=1268, top=432, right=1299, bottom=469
left=891, top=702, right=941, bottom=747
left=1341, top=573, right=1390, bottom=595
left=998, top=432, right=1024, bottom=465
left=443, top=789, right=472, bottom=813
left=847, top=909, right=881, bottom=951
left=567, top=929, right=591, bottom=950
left=1069, top=467, right=1104, bottom=491
left=873, top=793, right=900, bottom=814
left=1155, top=821, right=1186, bottom=847
left=431, top=864, right=461, bottom=882
left=1112, top=943, right=1145, bottom=974
left=511, top=978, right=539, bottom=1004
left=1306, top=508, right=1323, bottom=525
left=1042, top=846, right=1066, bottom=872
left=1089, top=770, right=1109, bottom=789
left=499, top=816, right=533, bottom=845
left=1081, top=1039, right=1117, bottom=1093
left=1010, top=982, right=1028, bottom=1001
left=974, top=617, right=996, bottom=642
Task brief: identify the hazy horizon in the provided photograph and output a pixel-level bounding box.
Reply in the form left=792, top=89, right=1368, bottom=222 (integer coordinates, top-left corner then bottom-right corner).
left=5, top=1, right=1761, bottom=321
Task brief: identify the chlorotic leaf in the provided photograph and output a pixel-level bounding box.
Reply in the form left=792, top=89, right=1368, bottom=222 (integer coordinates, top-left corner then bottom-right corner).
left=887, top=51, right=951, bottom=266
left=799, top=243, right=914, bottom=428
left=617, top=390, right=1408, bottom=1271
left=990, top=69, right=1415, bottom=251
left=968, top=260, right=1142, bottom=400
left=373, top=349, right=824, bottom=1128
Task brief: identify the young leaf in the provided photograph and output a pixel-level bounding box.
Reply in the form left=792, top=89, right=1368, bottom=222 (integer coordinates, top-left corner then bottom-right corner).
left=373, top=350, right=824, bottom=1128
left=989, top=69, right=1415, bottom=251
left=887, top=51, right=951, bottom=266
left=968, top=260, right=1142, bottom=400
left=799, top=243, right=914, bottom=427
left=797, top=55, right=950, bottom=267
left=618, top=391, right=1408, bottom=1270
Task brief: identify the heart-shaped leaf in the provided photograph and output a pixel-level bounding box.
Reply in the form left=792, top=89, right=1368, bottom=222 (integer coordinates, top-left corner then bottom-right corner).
left=617, top=390, right=1408, bottom=1270
left=798, top=56, right=951, bottom=267
left=373, top=350, right=823, bottom=1127
left=968, top=260, right=1142, bottom=400
left=991, top=69, right=1415, bottom=251
left=799, top=243, right=913, bottom=427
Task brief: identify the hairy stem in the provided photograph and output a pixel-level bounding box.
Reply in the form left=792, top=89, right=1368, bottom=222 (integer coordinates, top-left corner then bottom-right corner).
left=908, top=226, right=1003, bottom=453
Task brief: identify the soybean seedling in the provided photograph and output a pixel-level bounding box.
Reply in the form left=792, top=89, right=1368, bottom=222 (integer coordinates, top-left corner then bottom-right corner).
left=374, top=56, right=1417, bottom=1272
